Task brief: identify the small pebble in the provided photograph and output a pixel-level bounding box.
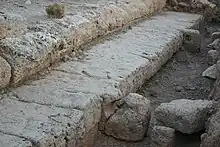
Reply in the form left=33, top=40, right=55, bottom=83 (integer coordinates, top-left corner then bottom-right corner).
left=178, top=2, right=189, bottom=7
left=175, top=86, right=183, bottom=92
left=25, top=0, right=31, bottom=4
left=212, top=32, right=220, bottom=41
left=150, top=91, right=157, bottom=97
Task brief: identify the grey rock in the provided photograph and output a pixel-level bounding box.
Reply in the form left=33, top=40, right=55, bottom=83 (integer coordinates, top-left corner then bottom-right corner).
left=212, top=32, right=220, bottom=41
left=208, top=38, right=220, bottom=50
left=104, top=93, right=151, bottom=141
left=167, top=0, right=178, bottom=6
left=182, top=29, right=201, bottom=53
left=25, top=0, right=31, bottom=5
left=150, top=126, right=175, bottom=147
left=154, top=99, right=214, bottom=134
left=0, top=57, right=11, bottom=88
left=200, top=109, right=220, bottom=147
left=194, top=0, right=216, bottom=9
left=178, top=2, right=190, bottom=8
left=175, top=86, right=183, bottom=92
left=207, top=50, right=219, bottom=65
left=202, top=64, right=217, bottom=79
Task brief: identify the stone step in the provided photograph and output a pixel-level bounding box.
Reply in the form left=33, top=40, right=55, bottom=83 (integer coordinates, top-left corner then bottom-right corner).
left=0, top=0, right=166, bottom=87
left=0, top=12, right=203, bottom=146
left=0, top=99, right=85, bottom=147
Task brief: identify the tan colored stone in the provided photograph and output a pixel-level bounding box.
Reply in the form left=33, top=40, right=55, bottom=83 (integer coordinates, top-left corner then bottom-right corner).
left=0, top=57, right=11, bottom=88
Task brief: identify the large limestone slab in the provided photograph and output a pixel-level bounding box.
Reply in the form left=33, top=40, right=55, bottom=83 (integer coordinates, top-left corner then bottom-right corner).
left=0, top=0, right=166, bottom=85
left=9, top=77, right=104, bottom=132
left=0, top=99, right=85, bottom=147
left=5, top=12, right=203, bottom=106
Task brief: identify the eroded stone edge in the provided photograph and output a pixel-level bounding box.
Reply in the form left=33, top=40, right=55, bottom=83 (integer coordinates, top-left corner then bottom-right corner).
left=0, top=0, right=166, bottom=86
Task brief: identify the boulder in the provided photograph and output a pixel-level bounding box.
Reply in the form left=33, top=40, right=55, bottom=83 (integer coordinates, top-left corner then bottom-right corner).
left=207, top=50, right=219, bottom=65
left=194, top=0, right=216, bottom=9
left=212, top=32, right=220, bottom=42
left=200, top=109, right=220, bottom=147
left=104, top=93, right=151, bottom=141
left=150, top=126, right=175, bottom=147
left=181, top=29, right=201, bottom=53
left=202, top=64, right=217, bottom=79
left=154, top=99, right=214, bottom=134
left=167, top=0, right=178, bottom=6
left=208, top=38, right=220, bottom=50
left=208, top=61, right=220, bottom=101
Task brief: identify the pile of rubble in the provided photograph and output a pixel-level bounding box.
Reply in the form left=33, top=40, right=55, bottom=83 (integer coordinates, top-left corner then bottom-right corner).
left=200, top=29, right=220, bottom=147
left=165, top=0, right=217, bottom=21
left=100, top=11, right=220, bottom=146
left=101, top=93, right=215, bottom=147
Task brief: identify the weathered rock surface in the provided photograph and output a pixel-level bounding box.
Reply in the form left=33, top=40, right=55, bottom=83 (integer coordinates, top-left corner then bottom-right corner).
left=0, top=99, right=85, bottom=147
left=202, top=64, right=217, bottom=79
left=150, top=126, right=175, bottom=147
left=0, top=0, right=167, bottom=85
left=0, top=12, right=204, bottom=146
left=200, top=109, right=220, bottom=147
left=182, top=29, right=201, bottom=53
left=212, top=32, right=220, bottom=41
left=0, top=57, right=11, bottom=88
left=209, top=61, right=220, bottom=100
left=166, top=0, right=216, bottom=14
left=207, top=50, right=219, bottom=65
left=208, top=38, right=220, bottom=50
left=195, top=0, right=216, bottom=8
left=0, top=132, right=32, bottom=147
left=104, top=93, right=151, bottom=141
left=154, top=99, right=214, bottom=134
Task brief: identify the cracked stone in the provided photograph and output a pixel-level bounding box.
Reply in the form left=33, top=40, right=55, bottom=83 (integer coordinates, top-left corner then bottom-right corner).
left=104, top=93, right=151, bottom=141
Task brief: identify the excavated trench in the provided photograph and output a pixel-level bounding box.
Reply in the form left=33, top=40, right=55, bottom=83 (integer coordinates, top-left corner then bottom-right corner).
left=94, top=21, right=218, bottom=147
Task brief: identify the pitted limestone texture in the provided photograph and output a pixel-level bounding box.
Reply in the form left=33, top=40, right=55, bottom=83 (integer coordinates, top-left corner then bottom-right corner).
left=0, top=12, right=204, bottom=146
left=0, top=99, right=85, bottom=147
left=0, top=133, right=32, bottom=147
left=0, top=0, right=166, bottom=85
left=0, top=57, right=11, bottom=89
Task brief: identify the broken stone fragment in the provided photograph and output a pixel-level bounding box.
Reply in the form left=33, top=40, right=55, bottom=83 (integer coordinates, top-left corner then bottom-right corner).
left=0, top=24, right=8, bottom=40
left=46, top=3, right=65, bottom=19
left=208, top=38, right=220, bottom=50
left=181, top=29, right=201, bottom=53
left=154, top=99, right=214, bottom=134
left=0, top=57, right=11, bottom=89
left=104, top=93, right=151, bottom=141
left=211, top=32, right=220, bottom=42
left=202, top=64, right=217, bottom=79
left=167, top=0, right=178, bottom=6
left=194, top=0, right=216, bottom=9
left=200, top=108, right=220, bottom=147
left=207, top=50, right=219, bottom=65
left=178, top=2, right=190, bottom=8
left=150, top=126, right=175, bottom=147
left=25, top=0, right=31, bottom=5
